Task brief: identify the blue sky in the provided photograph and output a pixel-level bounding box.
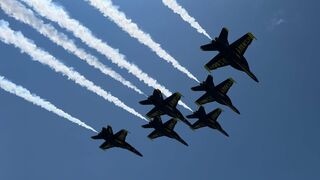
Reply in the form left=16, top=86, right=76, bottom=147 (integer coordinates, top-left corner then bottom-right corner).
left=0, top=0, right=319, bottom=179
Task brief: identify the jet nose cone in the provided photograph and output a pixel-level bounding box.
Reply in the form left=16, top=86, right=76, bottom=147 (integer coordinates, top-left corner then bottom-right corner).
left=220, top=129, right=229, bottom=137
left=229, top=105, right=240, bottom=114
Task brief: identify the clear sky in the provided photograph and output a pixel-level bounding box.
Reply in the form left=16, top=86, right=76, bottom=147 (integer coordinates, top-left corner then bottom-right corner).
left=0, top=0, right=319, bottom=179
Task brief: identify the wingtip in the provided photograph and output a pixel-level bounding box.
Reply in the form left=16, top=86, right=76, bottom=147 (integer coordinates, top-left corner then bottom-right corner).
left=204, top=65, right=212, bottom=73
left=248, top=32, right=256, bottom=40
left=230, top=78, right=236, bottom=83
left=222, top=27, right=229, bottom=32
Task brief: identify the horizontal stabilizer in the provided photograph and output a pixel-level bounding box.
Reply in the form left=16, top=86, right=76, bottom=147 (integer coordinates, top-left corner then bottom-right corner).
left=139, top=99, right=153, bottom=105
left=91, top=134, right=103, bottom=139
left=141, top=124, right=153, bottom=129
left=191, top=84, right=205, bottom=91
left=200, top=41, right=218, bottom=51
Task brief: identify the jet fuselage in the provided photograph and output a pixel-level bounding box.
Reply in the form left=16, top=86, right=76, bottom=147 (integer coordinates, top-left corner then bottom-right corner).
left=205, top=85, right=233, bottom=107
left=150, top=121, right=179, bottom=139
left=213, top=40, right=255, bottom=80
left=151, top=100, right=185, bottom=121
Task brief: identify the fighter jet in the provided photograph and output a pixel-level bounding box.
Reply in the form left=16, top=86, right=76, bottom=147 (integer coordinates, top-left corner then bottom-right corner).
left=201, top=27, right=258, bottom=82
left=91, top=126, right=143, bottom=157
left=142, top=117, right=188, bottom=146
left=191, top=75, right=240, bottom=114
left=139, top=89, right=192, bottom=127
left=187, top=106, right=229, bottom=137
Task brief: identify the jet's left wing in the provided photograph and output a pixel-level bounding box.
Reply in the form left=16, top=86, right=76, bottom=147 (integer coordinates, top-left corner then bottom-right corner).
left=146, top=107, right=165, bottom=119
left=148, top=130, right=164, bottom=139
left=195, top=93, right=215, bottom=105
left=205, top=53, right=230, bottom=72
left=230, top=32, right=256, bottom=55
left=115, top=130, right=128, bottom=141
left=163, top=93, right=182, bottom=108
left=216, top=78, right=235, bottom=94
left=99, top=141, right=115, bottom=150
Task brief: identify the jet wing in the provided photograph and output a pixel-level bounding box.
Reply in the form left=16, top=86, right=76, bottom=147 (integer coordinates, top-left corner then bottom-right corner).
left=207, top=108, right=222, bottom=120
left=99, top=141, right=114, bottom=150
left=216, top=78, right=235, bottom=94
left=148, top=130, right=164, bottom=139
left=230, top=32, right=256, bottom=55
left=146, top=107, right=165, bottom=119
left=195, top=93, right=215, bottom=105
left=114, top=130, right=128, bottom=141
left=163, top=119, right=177, bottom=130
left=192, top=121, right=207, bottom=129
left=204, top=53, right=229, bottom=71
left=163, top=93, right=182, bottom=108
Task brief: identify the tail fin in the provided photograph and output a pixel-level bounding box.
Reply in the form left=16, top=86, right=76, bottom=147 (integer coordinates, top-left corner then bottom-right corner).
left=191, top=75, right=214, bottom=91
left=187, top=106, right=206, bottom=119
left=91, top=126, right=112, bottom=139
left=218, top=27, right=229, bottom=45
left=153, top=89, right=163, bottom=100
left=205, top=75, right=214, bottom=87
left=140, top=89, right=164, bottom=104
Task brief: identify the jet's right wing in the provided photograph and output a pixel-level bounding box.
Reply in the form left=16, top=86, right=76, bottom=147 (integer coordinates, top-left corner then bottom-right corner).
left=148, top=130, right=164, bottom=139
left=216, top=78, right=235, bottom=94
left=99, top=141, right=115, bottom=150
left=207, top=108, right=222, bottom=120
left=230, top=32, right=256, bottom=55
left=204, top=53, right=230, bottom=71
left=163, top=93, right=182, bottom=108
left=114, top=130, right=128, bottom=141
left=195, top=93, right=215, bottom=105
left=163, top=119, right=177, bottom=130
left=146, top=107, right=165, bottom=119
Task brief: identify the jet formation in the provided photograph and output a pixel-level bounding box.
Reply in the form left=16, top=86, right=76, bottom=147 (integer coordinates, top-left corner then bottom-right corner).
left=92, top=27, right=257, bottom=157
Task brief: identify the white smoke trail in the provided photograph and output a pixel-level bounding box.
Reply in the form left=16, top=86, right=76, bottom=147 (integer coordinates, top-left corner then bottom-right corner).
left=0, top=0, right=144, bottom=95
left=0, top=75, right=97, bottom=132
left=86, top=0, right=199, bottom=82
left=22, top=0, right=193, bottom=111
left=162, top=0, right=212, bottom=40
left=0, top=20, right=147, bottom=120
